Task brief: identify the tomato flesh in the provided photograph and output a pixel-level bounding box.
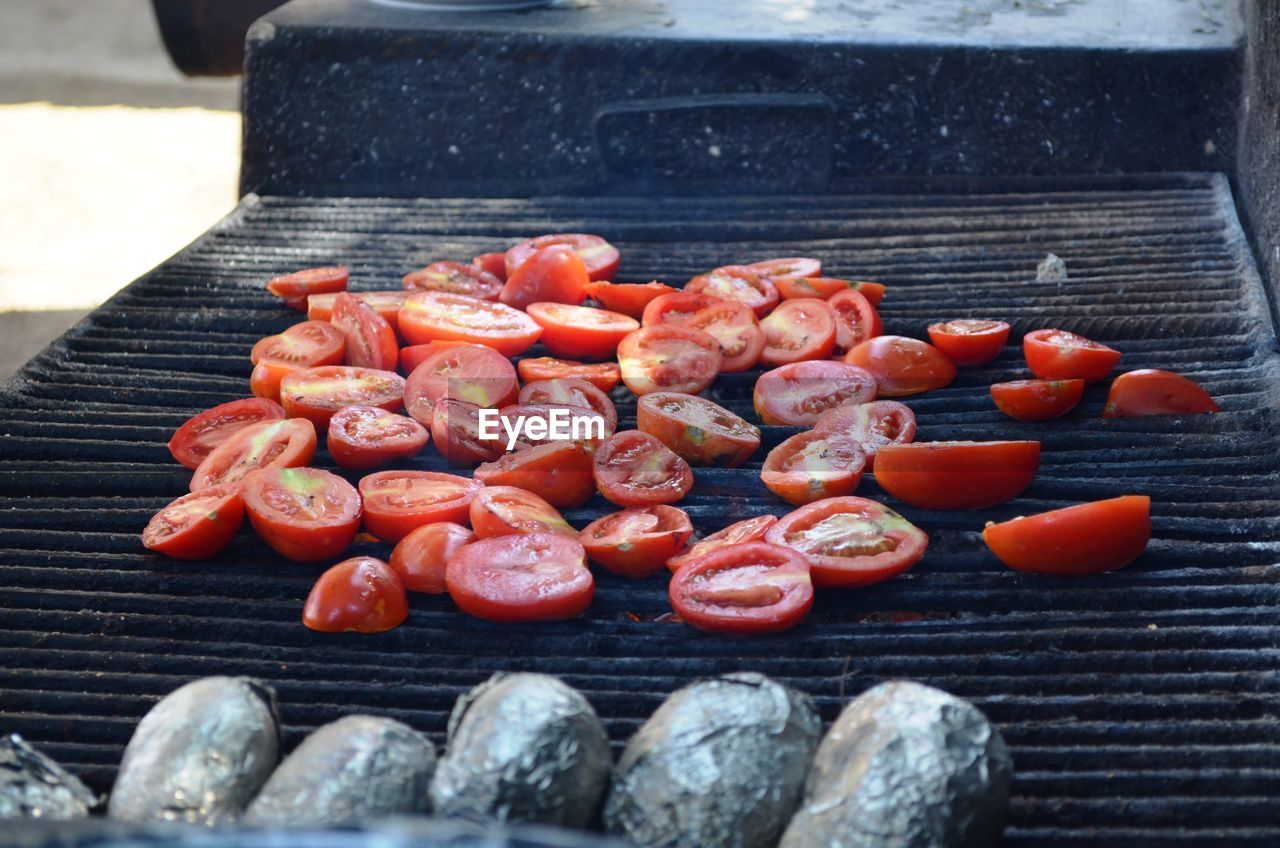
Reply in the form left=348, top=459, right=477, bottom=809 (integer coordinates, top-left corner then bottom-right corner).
left=279, top=366, right=405, bottom=426
left=496, top=402, right=614, bottom=452
left=1103, top=369, right=1219, bottom=417
left=446, top=533, right=594, bottom=623
left=190, top=418, right=317, bottom=492
left=469, top=485, right=576, bottom=538
left=307, top=291, right=407, bottom=329
left=142, top=484, right=244, bottom=560
left=526, top=301, right=639, bottom=361
left=1023, top=328, right=1121, bottom=382
left=593, top=430, right=694, bottom=506
left=241, top=466, right=362, bottom=562
left=874, top=441, right=1041, bottom=510
left=683, top=299, right=764, bottom=372
left=517, top=357, right=622, bottom=392
left=584, top=280, right=677, bottom=317
left=753, top=361, right=878, bottom=426
left=991, top=379, right=1084, bottom=421
left=776, top=277, right=885, bottom=306
left=617, top=325, right=723, bottom=397
left=668, top=542, right=813, bottom=635
left=303, top=557, right=408, bottom=634
left=168, top=398, right=285, bottom=470
left=403, top=342, right=518, bottom=425
left=327, top=405, right=430, bottom=470
left=403, top=261, right=503, bottom=301
left=759, top=297, right=837, bottom=366
left=844, top=336, right=957, bottom=397
left=667, top=514, right=778, bottom=574
left=266, top=266, right=348, bottom=304
left=518, top=378, right=618, bottom=432
left=983, top=495, right=1151, bottom=575
left=331, top=292, right=399, bottom=370
left=641, top=291, right=724, bottom=326
left=745, top=257, right=821, bottom=280
left=399, top=340, right=470, bottom=375
left=686, top=266, right=779, bottom=318
left=505, top=233, right=620, bottom=282
left=579, top=505, right=693, bottom=578
left=475, top=442, right=596, bottom=509
left=358, top=470, right=483, bottom=543
left=636, top=391, right=760, bottom=467
left=765, top=496, right=928, bottom=587
left=927, top=319, right=1010, bottom=367
left=431, top=399, right=505, bottom=465
left=828, top=289, right=883, bottom=352
left=499, top=246, right=589, bottom=310
left=250, top=321, right=346, bottom=368
left=390, top=521, right=476, bottom=594
left=399, top=291, right=542, bottom=357
left=762, top=430, right=867, bottom=505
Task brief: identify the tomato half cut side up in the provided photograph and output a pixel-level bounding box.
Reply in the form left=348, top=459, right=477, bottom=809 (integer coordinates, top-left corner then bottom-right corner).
left=844, top=335, right=957, bottom=397
left=745, top=257, right=821, bottom=280
left=761, top=430, right=867, bottom=506
left=983, top=495, right=1152, bottom=576
left=526, top=302, right=640, bottom=361
left=358, top=470, right=484, bottom=543
left=668, top=542, right=814, bottom=635
left=666, top=514, right=778, bottom=574
left=828, top=290, right=883, bottom=353
left=446, top=533, right=594, bottom=623
left=266, top=266, right=348, bottom=309
left=1023, top=328, right=1121, bottom=382
left=685, top=265, right=779, bottom=318
left=399, top=340, right=471, bottom=375
left=499, top=245, right=589, bottom=310
left=142, top=484, right=244, bottom=560
left=927, top=319, right=1010, bottom=367
left=518, top=377, right=618, bottom=432
left=389, top=521, right=476, bottom=594
left=579, top=505, right=694, bottom=579
left=517, top=357, right=622, bottom=392
left=1102, top=369, right=1219, bottom=417
left=617, top=325, right=723, bottom=397
left=990, top=379, right=1084, bottom=422
left=303, top=557, right=408, bottom=634
left=505, top=233, right=620, bottom=282
left=775, top=277, right=886, bottom=305
left=765, top=496, right=928, bottom=588
left=307, top=291, right=407, bottom=328
left=583, top=280, right=678, bottom=317
left=683, top=299, right=764, bottom=372
left=190, top=418, right=317, bottom=492
left=753, top=361, right=878, bottom=427
left=593, top=430, right=694, bottom=506
left=250, top=321, right=346, bottom=368
left=279, top=366, right=406, bottom=426
left=327, top=405, right=430, bottom=470
left=399, top=291, right=542, bottom=357
left=241, top=467, right=362, bottom=562
left=874, top=441, right=1041, bottom=510
left=636, top=391, right=760, bottom=467
left=759, top=297, right=838, bottom=366
left=330, top=292, right=399, bottom=370
left=496, top=402, right=614, bottom=451
left=168, top=398, right=285, bottom=470
left=403, top=261, right=503, bottom=301
left=469, top=485, right=576, bottom=539
left=813, top=400, right=917, bottom=468
left=474, top=442, right=596, bottom=509
left=431, top=399, right=505, bottom=465
left=402, top=342, right=519, bottom=425
left=640, top=291, right=724, bottom=326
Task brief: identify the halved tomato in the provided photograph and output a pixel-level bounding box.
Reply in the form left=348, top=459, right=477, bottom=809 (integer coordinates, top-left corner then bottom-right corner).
left=844, top=335, right=957, bottom=397
left=389, top=521, right=476, bottom=594
left=617, top=325, right=723, bottom=396
left=505, top=233, right=619, bottom=282
left=168, top=398, right=285, bottom=470
left=761, top=430, right=867, bottom=505
left=927, top=319, right=1010, bottom=367
left=683, top=299, right=764, bottom=372
left=517, top=357, right=622, bottom=392
left=279, top=366, right=405, bottom=426
left=190, top=418, right=316, bottom=492
left=593, top=430, right=694, bottom=506
left=403, top=342, right=518, bottom=425
left=241, top=466, right=361, bottom=562
left=472, top=252, right=508, bottom=282
left=752, top=361, right=878, bottom=426
left=828, top=290, right=883, bottom=353
left=358, top=470, right=483, bottom=543
left=518, top=378, right=618, bottom=432
left=668, top=542, right=813, bottom=635
left=874, top=441, right=1041, bottom=510
left=403, top=261, right=503, bottom=301
left=1024, top=328, right=1121, bottom=382
left=640, top=291, right=724, bottom=326
left=446, top=533, right=594, bottom=623
left=1103, top=369, right=1219, bottom=417
left=746, top=257, right=821, bottom=280
left=399, top=291, right=542, bottom=357
left=765, top=496, right=928, bottom=587
left=499, top=246, right=588, bottom=310
left=431, top=399, right=505, bottom=465
left=496, top=403, right=614, bottom=452
left=327, top=405, right=429, bottom=470
left=636, top=391, right=760, bottom=467
left=250, top=321, right=346, bottom=368
left=991, top=379, right=1084, bottom=421
left=686, top=266, right=779, bottom=318
left=469, top=485, right=576, bottom=538
left=331, top=292, right=398, bottom=371
left=307, top=291, right=407, bottom=329
left=266, top=266, right=348, bottom=309
left=666, top=514, right=777, bottom=574
left=141, top=484, right=244, bottom=560
left=583, top=280, right=677, bottom=317
left=474, top=441, right=596, bottom=508
left=759, top=297, right=837, bottom=366
left=579, top=505, right=693, bottom=579
left=303, top=557, right=408, bottom=634
left=776, top=277, right=885, bottom=306
left=399, top=340, right=470, bottom=375
left=250, top=360, right=298, bottom=402
left=982, top=495, right=1152, bottom=575
left=813, top=400, right=917, bottom=468
left=526, top=302, right=639, bottom=360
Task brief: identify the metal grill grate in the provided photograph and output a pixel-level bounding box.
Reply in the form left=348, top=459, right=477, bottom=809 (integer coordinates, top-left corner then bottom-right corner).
left=3, top=174, right=1279, bottom=845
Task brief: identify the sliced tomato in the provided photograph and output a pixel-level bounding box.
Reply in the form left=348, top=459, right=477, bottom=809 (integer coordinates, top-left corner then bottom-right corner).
left=518, top=378, right=618, bottom=432
left=517, top=357, right=622, bottom=392
left=327, top=405, right=430, bottom=470
left=190, top=418, right=316, bottom=492
left=399, top=340, right=471, bottom=375
left=1103, top=369, right=1219, bottom=417
left=640, top=291, right=724, bottom=326
left=686, top=266, right=779, bottom=318
left=403, top=261, right=503, bottom=301
left=266, top=266, right=348, bottom=308
left=593, top=430, right=694, bottom=506
left=403, top=342, right=519, bottom=424
left=583, top=280, right=677, bottom=317
left=307, top=291, right=407, bottom=329
left=745, top=257, right=821, bottom=280
left=389, top=521, right=476, bottom=594
left=331, top=291, right=399, bottom=371
left=499, top=246, right=589, bottom=310
left=279, top=366, right=405, bottom=426
left=636, top=391, right=760, bottom=467
left=874, top=441, right=1041, bottom=510
left=358, top=470, right=483, bottom=543
left=526, top=302, right=639, bottom=360
left=431, top=399, right=505, bottom=465
left=753, top=361, right=878, bottom=426
left=776, top=277, right=885, bottom=306
left=168, top=398, right=285, bottom=470
left=813, top=400, right=917, bottom=468
left=141, top=484, right=244, bottom=560
left=241, top=466, right=361, bottom=562
left=668, top=542, right=813, bottom=635
left=469, top=485, right=576, bottom=538
left=983, top=495, right=1152, bottom=576
left=762, top=431, right=867, bottom=505
left=759, top=297, right=837, bottom=366
left=303, top=557, right=408, bottom=634
left=927, top=319, right=1010, bottom=367
left=472, top=252, right=509, bottom=282
left=683, top=299, right=764, bottom=372
left=1024, top=328, right=1121, bottom=382
left=505, top=233, right=619, bottom=282
left=494, top=403, right=613, bottom=452
left=446, top=533, right=594, bottom=623
left=250, top=359, right=298, bottom=402
left=666, top=514, right=777, bottom=574
left=829, top=290, right=883, bottom=353
left=474, top=441, right=596, bottom=509
left=250, top=321, right=346, bottom=368
left=579, top=505, right=693, bottom=579
left=399, top=291, right=542, bottom=356
left=991, top=379, right=1084, bottom=421
left=765, top=496, right=928, bottom=587
left=844, top=335, right=957, bottom=397
left=617, top=325, right=723, bottom=397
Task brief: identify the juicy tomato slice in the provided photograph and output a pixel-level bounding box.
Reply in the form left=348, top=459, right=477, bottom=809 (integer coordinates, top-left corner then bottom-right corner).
left=307, top=291, right=407, bottom=329
left=745, top=257, right=821, bottom=280
left=759, top=297, right=837, bottom=366
left=472, top=252, right=509, bottom=282
left=446, top=533, right=594, bottom=623
left=776, top=277, right=885, bottom=306
left=762, top=430, right=867, bottom=506
left=327, top=405, right=430, bottom=470
left=617, top=325, right=723, bottom=397
left=813, top=400, right=917, bottom=468
left=303, top=557, right=408, bottom=634
left=389, top=521, right=477, bottom=594
left=475, top=441, right=596, bottom=509
left=431, top=399, right=505, bottom=465
left=517, top=357, right=622, bottom=392
left=399, top=291, right=542, bottom=357
left=250, top=321, right=346, bottom=368
left=331, top=291, right=399, bottom=371
left=190, top=418, right=316, bottom=492
left=519, top=378, right=619, bottom=432
left=403, top=342, right=519, bottom=424
left=168, top=398, right=285, bottom=470
left=403, top=261, right=503, bottom=301
left=505, top=233, right=620, bottom=282
left=266, top=266, right=348, bottom=304
left=684, top=299, right=765, bottom=372
left=1103, top=369, right=1219, bottom=417
left=765, top=496, right=928, bottom=588
left=685, top=266, right=780, bottom=318
left=983, top=495, right=1152, bottom=576
left=927, top=319, right=1011, bottom=367
left=579, top=505, right=694, bottom=579
left=526, top=301, right=640, bottom=361
left=874, top=441, right=1041, bottom=510
left=583, top=280, right=678, bottom=317
left=142, top=484, right=244, bottom=560
left=753, top=361, right=878, bottom=426
left=636, top=391, right=761, bottom=467
left=640, top=291, right=724, bottom=326
left=668, top=542, right=814, bottom=635
left=829, top=290, right=883, bottom=353
left=399, top=340, right=471, bottom=375
left=1023, top=328, right=1121, bottom=382
left=469, top=485, right=576, bottom=538
left=666, top=514, right=777, bottom=574
left=991, top=379, right=1084, bottom=421
left=499, top=245, right=589, bottom=310
left=358, top=470, right=483, bottom=543
left=279, top=366, right=406, bottom=426
left=241, top=467, right=362, bottom=562
left=845, top=335, right=957, bottom=397
left=593, top=430, right=694, bottom=506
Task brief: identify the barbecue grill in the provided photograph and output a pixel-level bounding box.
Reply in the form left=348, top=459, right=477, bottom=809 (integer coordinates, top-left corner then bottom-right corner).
left=6, top=1, right=1280, bottom=845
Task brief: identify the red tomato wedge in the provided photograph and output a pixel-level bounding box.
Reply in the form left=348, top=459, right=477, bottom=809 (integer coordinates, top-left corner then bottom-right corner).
left=389, top=522, right=476, bottom=594
left=327, top=405, right=429, bottom=470
left=190, top=418, right=316, bottom=492
left=759, top=297, right=837, bottom=366
left=496, top=403, right=614, bottom=452
left=991, top=379, right=1084, bottom=421
left=431, top=399, right=505, bottom=464
left=505, top=233, right=619, bottom=282
left=636, top=391, right=760, bottom=467
left=813, top=400, right=917, bottom=468
left=399, top=291, right=542, bottom=356
left=517, top=357, right=622, bottom=392
left=683, top=299, right=764, bottom=372
left=1103, top=369, right=1219, bottom=417
left=776, top=277, right=885, bottom=306
left=875, top=441, right=1041, bottom=510
left=475, top=441, right=596, bottom=509
left=983, top=495, right=1152, bottom=576
left=241, top=467, right=362, bottom=562
left=142, top=484, right=244, bottom=560
left=828, top=290, right=883, bottom=353
left=617, top=325, right=723, bottom=397
left=583, top=280, right=677, bottom=317
left=250, top=359, right=299, bottom=402
left=168, top=398, right=285, bottom=470
left=745, top=257, right=821, bottom=280
left=845, top=335, right=957, bottom=396
left=526, top=302, right=639, bottom=360
left=399, top=340, right=471, bottom=375
left=358, top=470, right=483, bottom=543
left=250, top=321, right=346, bottom=368
left=266, top=266, right=348, bottom=308
left=279, top=366, right=405, bottom=426
left=447, top=533, right=594, bottom=623
left=753, top=361, right=878, bottom=426
left=765, top=496, right=928, bottom=588
left=667, top=514, right=777, bottom=574
left=303, top=557, right=408, bottom=634
left=499, top=246, right=589, bottom=310
left=307, top=291, right=407, bottom=328
left=686, top=266, right=779, bottom=318
left=641, top=291, right=724, bottom=326
left=762, top=430, right=867, bottom=505
left=579, top=505, right=694, bottom=579
left=1024, top=328, right=1121, bottom=382
left=519, top=378, right=618, bottom=432
left=403, top=342, right=519, bottom=425
left=469, top=485, right=576, bottom=538
left=331, top=292, right=399, bottom=370
left=927, top=319, right=1010, bottom=367
left=403, top=261, right=503, bottom=301
left=472, top=252, right=508, bottom=282
left=593, top=430, right=694, bottom=506
left=668, top=542, right=814, bottom=635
